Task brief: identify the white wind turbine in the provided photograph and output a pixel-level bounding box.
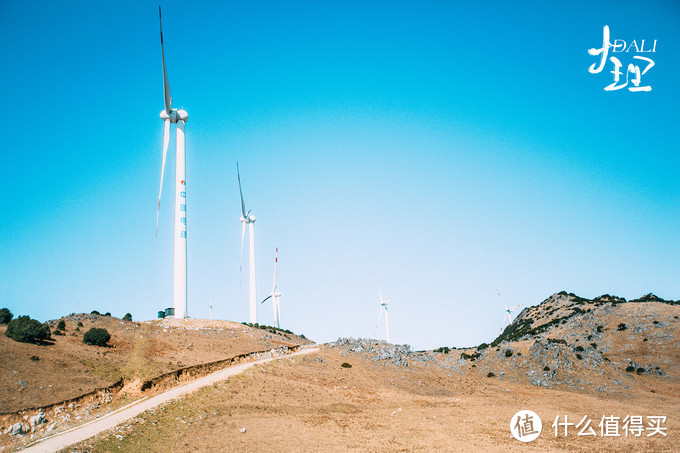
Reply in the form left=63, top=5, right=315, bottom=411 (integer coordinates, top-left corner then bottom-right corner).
left=373, top=284, right=393, bottom=343
left=154, top=6, right=188, bottom=319
left=497, top=289, right=523, bottom=334
left=261, top=247, right=281, bottom=328
left=237, top=163, right=257, bottom=323
left=209, top=297, right=213, bottom=320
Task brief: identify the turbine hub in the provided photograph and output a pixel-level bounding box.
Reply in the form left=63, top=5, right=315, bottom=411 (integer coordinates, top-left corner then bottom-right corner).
left=177, top=109, right=188, bottom=122
left=160, top=109, right=178, bottom=123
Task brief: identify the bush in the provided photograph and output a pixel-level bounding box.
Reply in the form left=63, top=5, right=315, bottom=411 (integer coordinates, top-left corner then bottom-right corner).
left=341, top=362, right=352, bottom=368
left=57, top=320, right=66, bottom=330
left=123, top=313, right=132, bottom=322
left=434, top=346, right=450, bottom=354
left=104, top=312, right=111, bottom=317
left=0, top=308, right=13, bottom=324
left=575, top=353, right=583, bottom=360
left=487, top=372, right=495, bottom=377
left=30, top=355, right=40, bottom=361
left=477, top=343, right=488, bottom=351
left=5, top=316, right=51, bottom=344
left=575, top=346, right=584, bottom=352
left=505, top=349, right=513, bottom=357
left=53, top=330, right=65, bottom=336
left=636, top=367, right=645, bottom=375
left=625, top=366, right=635, bottom=372
left=91, top=310, right=100, bottom=315
left=83, top=328, right=110, bottom=346
left=544, top=366, right=550, bottom=371
left=77, top=321, right=83, bottom=327
left=617, top=323, right=627, bottom=331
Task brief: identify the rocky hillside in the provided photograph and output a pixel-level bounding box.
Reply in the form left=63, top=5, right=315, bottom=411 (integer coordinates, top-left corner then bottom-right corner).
left=439, top=291, right=680, bottom=394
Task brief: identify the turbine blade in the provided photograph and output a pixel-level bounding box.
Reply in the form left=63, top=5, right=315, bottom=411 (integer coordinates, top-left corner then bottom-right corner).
left=377, top=283, right=384, bottom=303
left=237, top=162, right=247, bottom=218
left=272, top=247, right=278, bottom=293
left=374, top=306, right=384, bottom=337
left=159, top=6, right=171, bottom=114
left=496, top=289, right=509, bottom=310
left=260, top=295, right=272, bottom=304
left=155, top=119, right=171, bottom=237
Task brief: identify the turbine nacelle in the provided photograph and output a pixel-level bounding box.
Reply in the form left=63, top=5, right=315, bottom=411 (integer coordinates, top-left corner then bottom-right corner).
left=160, top=109, right=188, bottom=123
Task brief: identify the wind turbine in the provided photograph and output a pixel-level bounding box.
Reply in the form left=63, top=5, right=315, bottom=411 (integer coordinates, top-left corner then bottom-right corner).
left=209, top=297, right=213, bottom=320
left=261, top=247, right=281, bottom=328
left=237, top=163, right=257, bottom=324
left=373, top=284, right=393, bottom=343
left=497, top=289, right=522, bottom=334
left=154, top=6, right=188, bottom=319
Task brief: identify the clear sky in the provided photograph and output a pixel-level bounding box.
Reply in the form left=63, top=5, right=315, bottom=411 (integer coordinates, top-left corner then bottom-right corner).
left=1, top=1, right=678, bottom=350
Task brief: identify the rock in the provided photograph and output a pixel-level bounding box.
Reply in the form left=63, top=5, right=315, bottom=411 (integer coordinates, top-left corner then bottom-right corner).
left=8, top=422, right=24, bottom=436
left=29, top=411, right=46, bottom=430
left=240, top=427, right=247, bottom=433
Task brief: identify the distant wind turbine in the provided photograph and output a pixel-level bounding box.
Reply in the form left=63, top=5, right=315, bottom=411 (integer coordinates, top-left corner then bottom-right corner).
left=209, top=297, right=213, bottom=320
left=374, top=284, right=393, bottom=343
left=497, top=289, right=523, bottom=334
left=261, top=247, right=281, bottom=328
left=237, top=163, right=257, bottom=323
left=154, top=6, right=188, bottom=319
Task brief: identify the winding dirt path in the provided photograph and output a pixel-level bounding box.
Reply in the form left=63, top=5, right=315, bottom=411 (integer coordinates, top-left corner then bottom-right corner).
left=21, top=347, right=319, bottom=453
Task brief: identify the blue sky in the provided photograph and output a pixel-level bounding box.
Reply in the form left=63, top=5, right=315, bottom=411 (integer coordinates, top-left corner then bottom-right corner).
left=1, top=1, right=678, bottom=350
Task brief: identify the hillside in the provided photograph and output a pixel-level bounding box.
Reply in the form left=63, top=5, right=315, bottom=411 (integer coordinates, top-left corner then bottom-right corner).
left=65, top=292, right=679, bottom=452
left=0, top=313, right=310, bottom=414
left=2, top=292, right=679, bottom=452
left=439, top=292, right=680, bottom=395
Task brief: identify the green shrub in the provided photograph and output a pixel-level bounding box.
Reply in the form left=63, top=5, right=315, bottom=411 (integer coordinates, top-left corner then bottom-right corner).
left=57, top=320, right=66, bottom=330
left=0, top=308, right=13, bottom=324
left=575, top=353, right=583, bottom=360
left=590, top=343, right=597, bottom=348
left=596, top=326, right=603, bottom=333
left=543, top=366, right=550, bottom=371
left=53, top=330, right=65, bottom=336
left=477, top=343, right=488, bottom=351
left=83, top=328, right=110, bottom=346
left=617, top=323, right=627, bottom=331
left=636, top=367, right=645, bottom=375
left=341, top=362, right=352, bottom=368
left=487, top=372, right=495, bottom=377
left=123, top=313, right=132, bottom=322
left=434, top=346, right=450, bottom=354
left=91, top=310, right=100, bottom=315
left=5, top=316, right=51, bottom=344
left=505, top=349, right=513, bottom=357
left=575, top=346, right=584, bottom=352
left=625, top=366, right=635, bottom=372
left=104, top=312, right=111, bottom=317
left=77, top=321, right=83, bottom=327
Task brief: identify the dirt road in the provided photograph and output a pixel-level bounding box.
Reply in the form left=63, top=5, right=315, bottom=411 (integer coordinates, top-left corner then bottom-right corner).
left=21, top=347, right=319, bottom=453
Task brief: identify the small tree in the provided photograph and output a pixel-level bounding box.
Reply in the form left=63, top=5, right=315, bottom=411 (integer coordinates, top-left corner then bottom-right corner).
left=5, top=316, right=51, bottom=344
left=83, top=328, right=111, bottom=346
left=0, top=308, right=13, bottom=324
left=57, top=320, right=66, bottom=330
left=123, top=313, right=132, bottom=322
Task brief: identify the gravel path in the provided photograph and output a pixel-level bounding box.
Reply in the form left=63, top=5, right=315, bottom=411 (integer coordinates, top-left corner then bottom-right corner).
left=21, top=347, right=319, bottom=453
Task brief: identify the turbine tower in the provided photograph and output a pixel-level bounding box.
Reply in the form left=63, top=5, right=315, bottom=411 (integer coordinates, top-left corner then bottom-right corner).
left=237, top=163, right=257, bottom=323
left=497, top=289, right=522, bottom=334
left=154, top=6, right=188, bottom=319
left=374, top=284, right=393, bottom=343
left=261, top=247, right=281, bottom=328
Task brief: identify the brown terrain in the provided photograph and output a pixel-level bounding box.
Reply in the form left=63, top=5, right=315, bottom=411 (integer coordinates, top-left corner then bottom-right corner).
left=1, top=292, right=679, bottom=452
